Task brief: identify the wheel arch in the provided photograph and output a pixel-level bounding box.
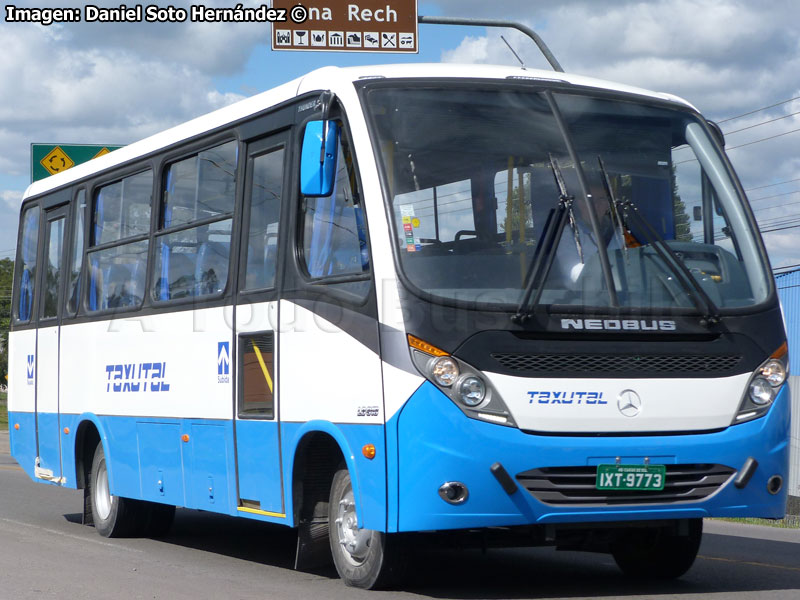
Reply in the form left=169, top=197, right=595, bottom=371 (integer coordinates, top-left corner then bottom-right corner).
left=73, top=414, right=110, bottom=490
left=287, top=421, right=360, bottom=527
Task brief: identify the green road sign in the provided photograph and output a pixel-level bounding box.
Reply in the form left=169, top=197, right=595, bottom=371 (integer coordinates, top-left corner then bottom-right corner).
left=31, top=143, right=124, bottom=182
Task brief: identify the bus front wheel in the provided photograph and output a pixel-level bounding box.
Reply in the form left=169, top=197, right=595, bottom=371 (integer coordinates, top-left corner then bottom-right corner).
left=611, top=519, right=703, bottom=579
left=328, top=467, right=406, bottom=589
left=88, top=443, right=140, bottom=537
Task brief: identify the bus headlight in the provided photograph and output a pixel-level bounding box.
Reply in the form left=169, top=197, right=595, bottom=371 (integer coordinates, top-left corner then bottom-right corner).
left=408, top=334, right=516, bottom=427
left=733, top=344, right=788, bottom=424
left=456, top=375, right=486, bottom=407
left=430, top=356, right=459, bottom=387
left=760, top=359, right=786, bottom=387
left=748, top=377, right=774, bottom=405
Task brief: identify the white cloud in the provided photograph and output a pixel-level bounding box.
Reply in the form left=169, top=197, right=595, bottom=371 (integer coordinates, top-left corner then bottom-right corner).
left=436, top=0, right=800, bottom=267
left=1, top=191, right=22, bottom=212
left=0, top=1, right=265, bottom=179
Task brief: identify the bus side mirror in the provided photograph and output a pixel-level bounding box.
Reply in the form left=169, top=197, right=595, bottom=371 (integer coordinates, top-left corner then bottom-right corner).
left=300, top=120, right=339, bottom=197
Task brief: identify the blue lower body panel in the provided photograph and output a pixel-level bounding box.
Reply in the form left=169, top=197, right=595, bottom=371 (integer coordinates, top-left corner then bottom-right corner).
left=393, top=382, right=790, bottom=532
left=9, top=412, right=388, bottom=531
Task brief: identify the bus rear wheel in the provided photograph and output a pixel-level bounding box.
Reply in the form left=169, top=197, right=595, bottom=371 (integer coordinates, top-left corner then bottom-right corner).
left=328, top=468, right=406, bottom=589
left=612, top=519, right=702, bottom=579
left=88, top=443, right=141, bottom=537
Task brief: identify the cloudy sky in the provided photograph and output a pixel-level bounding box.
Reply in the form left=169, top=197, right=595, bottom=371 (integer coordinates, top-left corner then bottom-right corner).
left=1, top=0, right=799, bottom=269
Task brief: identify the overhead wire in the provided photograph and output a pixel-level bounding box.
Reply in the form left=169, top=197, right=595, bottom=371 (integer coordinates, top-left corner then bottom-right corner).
left=716, top=95, right=800, bottom=124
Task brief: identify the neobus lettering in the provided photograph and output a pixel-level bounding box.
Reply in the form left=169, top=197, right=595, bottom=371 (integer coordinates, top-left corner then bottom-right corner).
left=560, top=319, right=677, bottom=331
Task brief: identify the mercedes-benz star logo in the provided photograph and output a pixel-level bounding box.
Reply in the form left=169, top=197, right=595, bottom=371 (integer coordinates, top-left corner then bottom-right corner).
left=617, top=389, right=642, bottom=417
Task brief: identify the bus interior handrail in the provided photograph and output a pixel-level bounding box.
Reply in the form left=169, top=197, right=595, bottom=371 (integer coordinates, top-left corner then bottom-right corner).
left=417, top=15, right=564, bottom=73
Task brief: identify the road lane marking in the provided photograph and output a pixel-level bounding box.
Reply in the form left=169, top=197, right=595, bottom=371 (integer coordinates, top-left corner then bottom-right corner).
left=0, top=465, right=22, bottom=471
left=699, top=555, right=800, bottom=572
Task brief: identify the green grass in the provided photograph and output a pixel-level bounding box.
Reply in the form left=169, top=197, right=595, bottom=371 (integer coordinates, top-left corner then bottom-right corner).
left=717, top=516, right=800, bottom=529
left=0, top=391, right=7, bottom=430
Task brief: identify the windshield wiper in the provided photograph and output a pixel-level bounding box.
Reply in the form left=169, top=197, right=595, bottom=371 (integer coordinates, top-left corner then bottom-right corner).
left=512, top=155, right=574, bottom=323
left=597, top=156, right=720, bottom=326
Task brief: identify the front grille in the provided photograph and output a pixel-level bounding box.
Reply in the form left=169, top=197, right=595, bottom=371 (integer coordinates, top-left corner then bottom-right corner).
left=491, top=353, right=742, bottom=375
left=516, top=464, right=736, bottom=506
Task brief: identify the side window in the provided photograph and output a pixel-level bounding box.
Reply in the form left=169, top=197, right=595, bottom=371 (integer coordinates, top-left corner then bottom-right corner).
left=15, top=205, right=40, bottom=322
left=66, top=190, right=85, bottom=316
left=238, top=333, right=274, bottom=418
left=162, top=141, right=237, bottom=228
left=88, top=170, right=152, bottom=312
left=41, top=216, right=66, bottom=320
left=93, top=171, right=152, bottom=245
left=152, top=140, right=237, bottom=301
left=301, top=140, right=370, bottom=279
left=243, top=147, right=284, bottom=290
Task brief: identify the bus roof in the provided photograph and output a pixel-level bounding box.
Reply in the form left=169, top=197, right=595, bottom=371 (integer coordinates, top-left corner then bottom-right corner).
left=21, top=62, right=696, bottom=203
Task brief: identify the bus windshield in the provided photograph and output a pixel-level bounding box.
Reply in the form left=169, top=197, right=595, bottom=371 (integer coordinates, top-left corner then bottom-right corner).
left=363, top=84, right=770, bottom=313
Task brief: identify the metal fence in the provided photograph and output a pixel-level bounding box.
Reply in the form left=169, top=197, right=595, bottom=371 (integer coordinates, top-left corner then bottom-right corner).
left=789, top=376, right=800, bottom=503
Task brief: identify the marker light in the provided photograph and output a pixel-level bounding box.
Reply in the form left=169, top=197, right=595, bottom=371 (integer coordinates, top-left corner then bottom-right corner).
left=408, top=334, right=448, bottom=357
left=431, top=356, right=459, bottom=387
left=362, top=444, right=376, bottom=460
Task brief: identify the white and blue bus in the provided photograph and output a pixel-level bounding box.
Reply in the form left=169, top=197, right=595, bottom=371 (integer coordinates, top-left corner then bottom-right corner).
left=8, top=39, right=790, bottom=588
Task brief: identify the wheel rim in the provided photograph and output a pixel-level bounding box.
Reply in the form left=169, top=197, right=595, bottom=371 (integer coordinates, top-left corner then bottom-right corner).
left=94, top=459, right=112, bottom=521
left=334, top=484, right=370, bottom=565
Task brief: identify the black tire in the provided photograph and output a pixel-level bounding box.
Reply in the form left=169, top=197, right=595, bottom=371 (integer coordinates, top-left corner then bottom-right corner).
left=612, top=519, right=703, bottom=579
left=328, top=468, right=406, bottom=589
left=88, top=443, right=141, bottom=538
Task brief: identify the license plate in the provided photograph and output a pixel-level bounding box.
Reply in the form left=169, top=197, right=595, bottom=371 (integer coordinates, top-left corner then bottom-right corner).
left=596, top=464, right=666, bottom=491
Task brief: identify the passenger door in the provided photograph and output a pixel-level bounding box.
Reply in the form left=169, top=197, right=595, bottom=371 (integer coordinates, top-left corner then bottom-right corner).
left=233, top=131, right=289, bottom=517
left=34, top=203, right=70, bottom=482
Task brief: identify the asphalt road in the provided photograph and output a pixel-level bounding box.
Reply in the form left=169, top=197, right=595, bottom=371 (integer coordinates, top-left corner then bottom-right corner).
left=1, top=440, right=799, bottom=600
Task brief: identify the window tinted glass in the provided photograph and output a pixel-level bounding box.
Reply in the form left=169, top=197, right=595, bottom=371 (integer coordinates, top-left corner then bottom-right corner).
left=239, top=334, right=274, bottom=418
left=94, top=171, right=152, bottom=245
left=152, top=219, right=232, bottom=301
left=67, top=191, right=85, bottom=316
left=366, top=86, right=769, bottom=311
left=244, top=148, right=283, bottom=290
left=87, top=240, right=148, bottom=311
left=163, top=141, right=237, bottom=229
left=42, top=217, right=65, bottom=319
left=16, top=205, right=40, bottom=322
left=302, top=144, right=369, bottom=278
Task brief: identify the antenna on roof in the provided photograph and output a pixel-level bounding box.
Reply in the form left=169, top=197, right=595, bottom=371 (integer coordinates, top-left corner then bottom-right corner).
left=501, top=35, right=525, bottom=70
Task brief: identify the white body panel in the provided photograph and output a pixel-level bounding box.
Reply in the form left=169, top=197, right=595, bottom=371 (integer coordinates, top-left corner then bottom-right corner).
left=59, top=307, right=234, bottom=419
left=8, top=329, right=36, bottom=413
left=279, top=300, right=383, bottom=424
left=489, top=372, right=751, bottom=433
left=36, top=325, right=59, bottom=416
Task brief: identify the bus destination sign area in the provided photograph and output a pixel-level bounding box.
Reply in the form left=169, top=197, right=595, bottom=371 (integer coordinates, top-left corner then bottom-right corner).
left=271, top=0, right=418, bottom=53
left=31, top=143, right=123, bottom=182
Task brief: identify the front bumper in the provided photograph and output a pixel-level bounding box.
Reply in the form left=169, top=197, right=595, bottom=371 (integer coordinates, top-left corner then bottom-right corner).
left=393, top=381, right=790, bottom=532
